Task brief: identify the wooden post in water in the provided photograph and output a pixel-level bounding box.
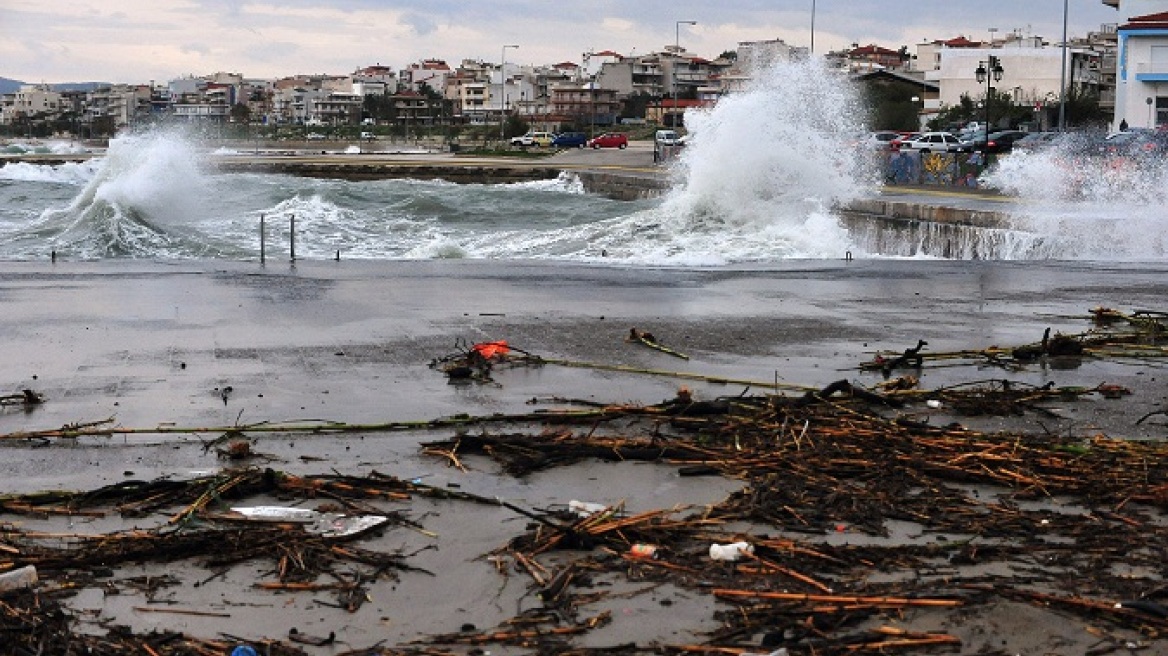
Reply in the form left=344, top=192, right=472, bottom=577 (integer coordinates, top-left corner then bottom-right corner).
left=289, top=214, right=296, bottom=261
left=259, top=214, right=266, bottom=264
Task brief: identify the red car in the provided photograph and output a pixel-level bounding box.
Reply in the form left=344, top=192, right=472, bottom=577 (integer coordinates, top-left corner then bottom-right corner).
left=588, top=133, right=628, bottom=149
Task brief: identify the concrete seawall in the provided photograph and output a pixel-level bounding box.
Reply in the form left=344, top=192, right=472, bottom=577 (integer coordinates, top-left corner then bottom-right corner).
left=843, top=196, right=1010, bottom=229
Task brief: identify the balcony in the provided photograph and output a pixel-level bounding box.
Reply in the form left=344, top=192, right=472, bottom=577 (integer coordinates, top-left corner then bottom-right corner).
left=1134, top=62, right=1168, bottom=82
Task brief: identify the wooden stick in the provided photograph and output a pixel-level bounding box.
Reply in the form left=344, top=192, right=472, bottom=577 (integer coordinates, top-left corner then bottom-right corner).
left=132, top=606, right=232, bottom=617
left=713, top=589, right=963, bottom=607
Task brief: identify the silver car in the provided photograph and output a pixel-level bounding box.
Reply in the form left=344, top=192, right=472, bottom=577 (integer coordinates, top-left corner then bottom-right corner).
left=900, top=131, right=970, bottom=154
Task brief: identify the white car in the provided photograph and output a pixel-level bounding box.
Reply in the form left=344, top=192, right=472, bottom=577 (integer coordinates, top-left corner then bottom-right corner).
left=509, top=131, right=555, bottom=147
left=899, top=131, right=970, bottom=154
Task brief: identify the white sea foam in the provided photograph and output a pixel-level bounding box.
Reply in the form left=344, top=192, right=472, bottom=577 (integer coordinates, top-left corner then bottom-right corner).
left=0, top=160, right=98, bottom=185
left=494, top=57, right=874, bottom=264
left=506, top=172, right=587, bottom=194
left=983, top=134, right=1168, bottom=259
left=28, top=127, right=231, bottom=257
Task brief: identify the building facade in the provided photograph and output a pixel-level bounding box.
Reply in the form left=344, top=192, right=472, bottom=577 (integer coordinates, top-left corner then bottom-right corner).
left=1114, top=11, right=1168, bottom=128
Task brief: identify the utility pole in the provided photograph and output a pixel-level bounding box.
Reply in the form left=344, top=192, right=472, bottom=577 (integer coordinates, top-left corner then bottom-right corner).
left=673, top=21, right=696, bottom=129
left=501, top=44, right=518, bottom=143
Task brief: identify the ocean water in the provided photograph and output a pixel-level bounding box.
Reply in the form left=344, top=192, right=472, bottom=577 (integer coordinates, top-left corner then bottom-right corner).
left=1, top=59, right=1165, bottom=264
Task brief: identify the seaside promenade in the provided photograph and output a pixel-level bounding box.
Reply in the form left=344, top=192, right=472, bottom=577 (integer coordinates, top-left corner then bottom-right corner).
left=2, top=142, right=1167, bottom=654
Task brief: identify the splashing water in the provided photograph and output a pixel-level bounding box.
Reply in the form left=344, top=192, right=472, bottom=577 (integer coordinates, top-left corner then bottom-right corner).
left=983, top=133, right=1168, bottom=259
left=679, top=58, right=871, bottom=252
left=565, top=58, right=873, bottom=263
left=0, top=60, right=878, bottom=263
left=29, top=127, right=244, bottom=258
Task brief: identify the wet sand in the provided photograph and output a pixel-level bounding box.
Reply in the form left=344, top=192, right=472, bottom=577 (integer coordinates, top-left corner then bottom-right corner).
left=2, top=258, right=1168, bottom=654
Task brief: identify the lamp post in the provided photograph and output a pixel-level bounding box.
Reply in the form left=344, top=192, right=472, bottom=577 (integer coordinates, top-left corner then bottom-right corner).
left=673, top=20, right=696, bottom=129
left=1058, top=0, right=1069, bottom=131
left=810, top=0, right=816, bottom=54
left=974, top=55, right=1004, bottom=161
left=500, top=44, right=518, bottom=143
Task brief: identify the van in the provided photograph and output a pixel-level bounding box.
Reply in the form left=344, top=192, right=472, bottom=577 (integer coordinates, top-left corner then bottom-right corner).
left=360, top=132, right=375, bottom=140
left=655, top=130, right=679, bottom=146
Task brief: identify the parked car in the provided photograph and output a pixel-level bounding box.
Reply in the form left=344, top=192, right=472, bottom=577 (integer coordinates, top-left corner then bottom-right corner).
left=588, top=133, right=629, bottom=149
left=889, top=133, right=920, bottom=152
left=1011, top=132, right=1061, bottom=153
left=510, top=131, right=555, bottom=147
left=869, top=131, right=901, bottom=149
left=655, top=129, right=680, bottom=146
left=899, top=131, right=969, bottom=154
left=552, top=132, right=588, bottom=148
left=963, top=130, right=1028, bottom=154
left=1098, top=129, right=1168, bottom=161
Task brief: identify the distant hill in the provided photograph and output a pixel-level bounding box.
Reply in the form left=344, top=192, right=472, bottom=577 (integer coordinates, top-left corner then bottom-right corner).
left=0, top=77, right=112, bottom=94
left=52, top=82, right=110, bottom=92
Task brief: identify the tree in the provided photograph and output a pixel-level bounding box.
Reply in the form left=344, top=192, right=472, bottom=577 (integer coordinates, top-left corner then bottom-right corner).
left=1062, top=87, right=1107, bottom=128
left=926, top=90, right=1032, bottom=132
left=862, top=81, right=921, bottom=132
left=620, top=91, right=654, bottom=121
left=229, top=102, right=251, bottom=124
left=504, top=114, right=528, bottom=139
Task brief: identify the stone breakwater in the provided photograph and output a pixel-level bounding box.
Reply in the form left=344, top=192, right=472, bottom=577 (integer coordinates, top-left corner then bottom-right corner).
left=217, top=158, right=565, bottom=185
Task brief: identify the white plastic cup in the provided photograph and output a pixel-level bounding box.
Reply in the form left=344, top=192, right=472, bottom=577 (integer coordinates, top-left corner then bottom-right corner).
left=709, top=541, right=754, bottom=561
left=568, top=500, right=608, bottom=518
left=0, top=565, right=38, bottom=592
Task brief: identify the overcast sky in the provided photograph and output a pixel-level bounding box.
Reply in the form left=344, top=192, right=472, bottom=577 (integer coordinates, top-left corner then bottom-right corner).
left=2, top=0, right=1125, bottom=84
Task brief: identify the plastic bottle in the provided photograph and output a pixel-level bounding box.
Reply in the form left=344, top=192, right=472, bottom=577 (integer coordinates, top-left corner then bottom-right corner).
left=0, top=565, right=38, bottom=592
left=709, top=541, right=754, bottom=561
left=628, top=544, right=660, bottom=559
left=568, top=500, right=608, bottom=517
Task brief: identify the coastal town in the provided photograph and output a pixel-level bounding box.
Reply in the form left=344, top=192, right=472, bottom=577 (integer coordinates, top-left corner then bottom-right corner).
left=2, top=2, right=1166, bottom=140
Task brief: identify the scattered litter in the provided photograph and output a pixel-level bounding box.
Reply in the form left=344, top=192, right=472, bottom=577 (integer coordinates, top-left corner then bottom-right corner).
left=0, top=565, right=37, bottom=592
left=709, top=541, right=754, bottom=561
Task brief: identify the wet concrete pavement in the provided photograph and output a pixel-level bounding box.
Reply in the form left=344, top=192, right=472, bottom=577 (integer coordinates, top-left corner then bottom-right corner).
left=2, top=258, right=1167, bottom=495
left=1, top=256, right=1167, bottom=654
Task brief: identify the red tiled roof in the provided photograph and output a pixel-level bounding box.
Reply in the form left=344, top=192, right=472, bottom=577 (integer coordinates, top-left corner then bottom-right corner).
left=594, top=50, right=622, bottom=57
left=1121, top=11, right=1168, bottom=29
left=554, top=62, right=580, bottom=69
left=939, top=36, right=983, bottom=48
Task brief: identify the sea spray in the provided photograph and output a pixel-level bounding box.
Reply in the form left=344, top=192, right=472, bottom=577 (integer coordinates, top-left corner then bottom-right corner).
left=621, top=57, right=873, bottom=261
left=982, top=133, right=1168, bottom=259
left=36, top=126, right=237, bottom=258
left=526, top=57, right=877, bottom=263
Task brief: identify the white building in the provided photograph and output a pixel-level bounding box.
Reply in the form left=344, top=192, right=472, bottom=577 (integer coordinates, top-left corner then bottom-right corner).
left=0, top=84, right=62, bottom=125
left=937, top=46, right=1100, bottom=116
left=718, top=38, right=807, bottom=94
left=1112, top=8, right=1168, bottom=128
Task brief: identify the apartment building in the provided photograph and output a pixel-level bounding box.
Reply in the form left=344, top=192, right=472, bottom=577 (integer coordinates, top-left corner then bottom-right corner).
left=0, top=84, right=62, bottom=126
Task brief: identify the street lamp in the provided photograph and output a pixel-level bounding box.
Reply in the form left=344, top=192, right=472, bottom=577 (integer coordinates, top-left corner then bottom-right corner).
left=810, top=0, right=816, bottom=54
left=673, top=20, right=696, bottom=129
left=500, top=44, right=518, bottom=143
left=974, top=55, right=1004, bottom=159
left=1058, top=0, right=1069, bottom=132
